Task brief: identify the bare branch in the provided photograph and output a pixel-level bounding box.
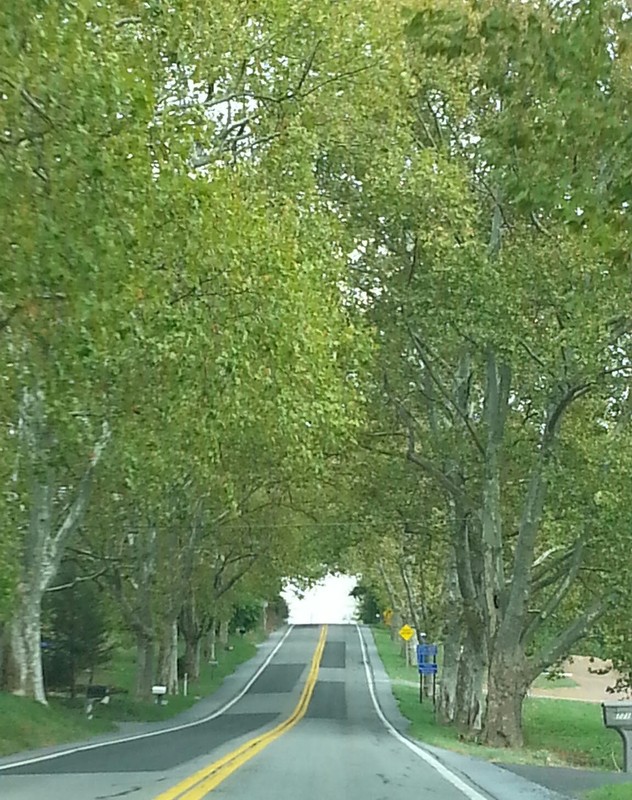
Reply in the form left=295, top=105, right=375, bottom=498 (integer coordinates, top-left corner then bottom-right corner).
left=412, top=100, right=438, bottom=149
left=295, top=62, right=378, bottom=100
left=545, top=383, right=592, bottom=442
left=409, top=328, right=485, bottom=456
left=47, top=567, right=107, bottom=592
left=2, top=74, right=50, bottom=121
left=530, top=211, right=552, bottom=237
left=294, top=41, right=321, bottom=95
left=53, top=421, right=111, bottom=547
left=519, top=339, right=547, bottom=370
left=522, top=537, right=585, bottom=645
left=530, top=595, right=611, bottom=675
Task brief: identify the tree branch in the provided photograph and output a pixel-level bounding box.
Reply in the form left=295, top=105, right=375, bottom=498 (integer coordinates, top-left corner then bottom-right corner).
left=530, top=595, right=611, bottom=676
left=46, top=567, right=107, bottom=592
left=409, top=328, right=485, bottom=456
left=53, top=421, right=111, bottom=547
left=545, top=383, right=593, bottom=442
left=530, top=211, right=552, bottom=237
left=522, top=537, right=585, bottom=645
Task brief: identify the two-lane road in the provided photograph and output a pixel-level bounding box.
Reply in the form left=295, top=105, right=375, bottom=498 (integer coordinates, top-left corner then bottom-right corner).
left=0, top=626, right=564, bottom=800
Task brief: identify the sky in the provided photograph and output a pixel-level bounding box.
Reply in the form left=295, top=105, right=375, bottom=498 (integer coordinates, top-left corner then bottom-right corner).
left=282, top=573, right=359, bottom=624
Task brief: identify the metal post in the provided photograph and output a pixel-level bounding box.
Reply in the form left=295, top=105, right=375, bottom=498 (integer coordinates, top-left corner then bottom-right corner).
left=602, top=702, right=632, bottom=773
left=615, top=730, right=632, bottom=773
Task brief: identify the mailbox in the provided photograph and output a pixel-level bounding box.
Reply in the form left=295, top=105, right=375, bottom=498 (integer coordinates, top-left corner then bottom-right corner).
left=86, top=685, right=109, bottom=701
left=85, top=685, right=109, bottom=718
left=152, top=685, right=168, bottom=705
left=602, top=701, right=632, bottom=773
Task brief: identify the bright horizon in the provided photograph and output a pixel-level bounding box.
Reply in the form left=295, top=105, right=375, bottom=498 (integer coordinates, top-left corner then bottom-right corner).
left=282, top=573, right=359, bottom=625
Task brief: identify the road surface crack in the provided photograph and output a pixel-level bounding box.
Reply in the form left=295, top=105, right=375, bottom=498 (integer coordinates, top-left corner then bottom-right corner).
left=96, top=787, right=142, bottom=798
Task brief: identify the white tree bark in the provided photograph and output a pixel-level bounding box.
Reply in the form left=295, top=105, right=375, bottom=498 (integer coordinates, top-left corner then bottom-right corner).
left=9, top=389, right=110, bottom=704
left=157, top=619, right=179, bottom=694
left=169, top=620, right=178, bottom=694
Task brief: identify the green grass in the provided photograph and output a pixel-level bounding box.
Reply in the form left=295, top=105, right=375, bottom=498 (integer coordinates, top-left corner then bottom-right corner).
left=372, top=627, right=623, bottom=771
left=583, top=786, right=632, bottom=800
left=532, top=673, right=579, bottom=689
left=0, top=630, right=265, bottom=756
left=0, top=693, right=115, bottom=757
left=66, top=632, right=263, bottom=724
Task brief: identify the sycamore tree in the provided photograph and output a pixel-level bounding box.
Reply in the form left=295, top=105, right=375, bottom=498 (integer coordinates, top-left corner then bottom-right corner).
left=400, top=0, right=632, bottom=747
left=0, top=0, right=154, bottom=702
left=320, top=0, right=632, bottom=746
left=0, top=0, right=397, bottom=702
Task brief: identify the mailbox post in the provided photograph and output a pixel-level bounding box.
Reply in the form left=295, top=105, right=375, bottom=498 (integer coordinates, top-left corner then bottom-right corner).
left=85, top=685, right=109, bottom=718
left=152, top=685, right=168, bottom=706
left=602, top=701, right=632, bottom=772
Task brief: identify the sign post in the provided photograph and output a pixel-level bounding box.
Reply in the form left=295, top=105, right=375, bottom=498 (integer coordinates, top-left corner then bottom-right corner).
left=398, top=625, right=415, bottom=667
left=416, top=643, right=438, bottom=707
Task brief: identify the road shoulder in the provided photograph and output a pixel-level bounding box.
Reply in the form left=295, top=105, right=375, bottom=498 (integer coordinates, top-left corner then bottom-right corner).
left=360, top=625, right=573, bottom=800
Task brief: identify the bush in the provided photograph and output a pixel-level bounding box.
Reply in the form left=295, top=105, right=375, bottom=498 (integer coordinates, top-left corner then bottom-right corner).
left=42, top=562, right=112, bottom=697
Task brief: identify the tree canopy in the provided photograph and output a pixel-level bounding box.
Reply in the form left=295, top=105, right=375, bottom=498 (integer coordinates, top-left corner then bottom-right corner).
left=1, top=0, right=631, bottom=748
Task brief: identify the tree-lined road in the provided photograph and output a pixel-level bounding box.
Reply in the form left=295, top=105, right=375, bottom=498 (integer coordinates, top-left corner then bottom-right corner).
left=0, top=625, right=564, bottom=800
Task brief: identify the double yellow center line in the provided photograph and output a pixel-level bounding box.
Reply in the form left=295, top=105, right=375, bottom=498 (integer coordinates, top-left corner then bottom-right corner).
left=155, top=625, right=328, bottom=800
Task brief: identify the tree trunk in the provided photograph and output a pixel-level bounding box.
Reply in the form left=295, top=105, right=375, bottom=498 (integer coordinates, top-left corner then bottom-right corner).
left=13, top=389, right=111, bottom=705
left=218, top=619, right=229, bottom=647
left=454, top=626, right=486, bottom=733
left=69, top=651, right=77, bottom=699
left=437, top=551, right=462, bottom=724
left=0, top=622, right=8, bottom=690
left=10, top=586, right=47, bottom=704
left=484, top=646, right=530, bottom=747
left=184, top=636, right=201, bottom=680
left=180, top=601, right=203, bottom=679
left=207, top=622, right=217, bottom=662
left=156, top=621, right=178, bottom=695
left=437, top=624, right=461, bottom=724
left=135, top=631, right=155, bottom=700
left=390, top=611, right=403, bottom=642
left=168, top=620, right=178, bottom=694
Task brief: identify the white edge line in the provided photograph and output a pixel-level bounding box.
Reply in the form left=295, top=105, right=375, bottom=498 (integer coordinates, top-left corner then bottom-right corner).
left=0, top=624, right=295, bottom=772
left=356, top=624, right=491, bottom=800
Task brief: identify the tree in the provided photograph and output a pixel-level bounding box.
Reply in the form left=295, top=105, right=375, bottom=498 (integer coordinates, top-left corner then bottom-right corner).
left=0, top=0, right=155, bottom=702
left=1, top=0, right=391, bottom=702
left=320, top=0, right=632, bottom=746
left=42, top=561, right=111, bottom=698
left=350, top=583, right=382, bottom=625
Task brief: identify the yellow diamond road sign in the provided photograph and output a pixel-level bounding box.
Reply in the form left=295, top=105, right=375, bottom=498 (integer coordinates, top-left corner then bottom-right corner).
left=399, top=624, right=415, bottom=642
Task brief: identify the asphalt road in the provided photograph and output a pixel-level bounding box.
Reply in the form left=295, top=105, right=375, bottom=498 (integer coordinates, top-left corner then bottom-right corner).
left=0, top=625, right=591, bottom=800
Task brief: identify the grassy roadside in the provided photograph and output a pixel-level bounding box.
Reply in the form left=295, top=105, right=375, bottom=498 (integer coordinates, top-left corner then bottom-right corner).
left=371, top=626, right=622, bottom=771
left=583, top=788, right=632, bottom=800
left=78, top=630, right=264, bottom=723
left=0, top=694, right=114, bottom=757
left=0, top=630, right=265, bottom=757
